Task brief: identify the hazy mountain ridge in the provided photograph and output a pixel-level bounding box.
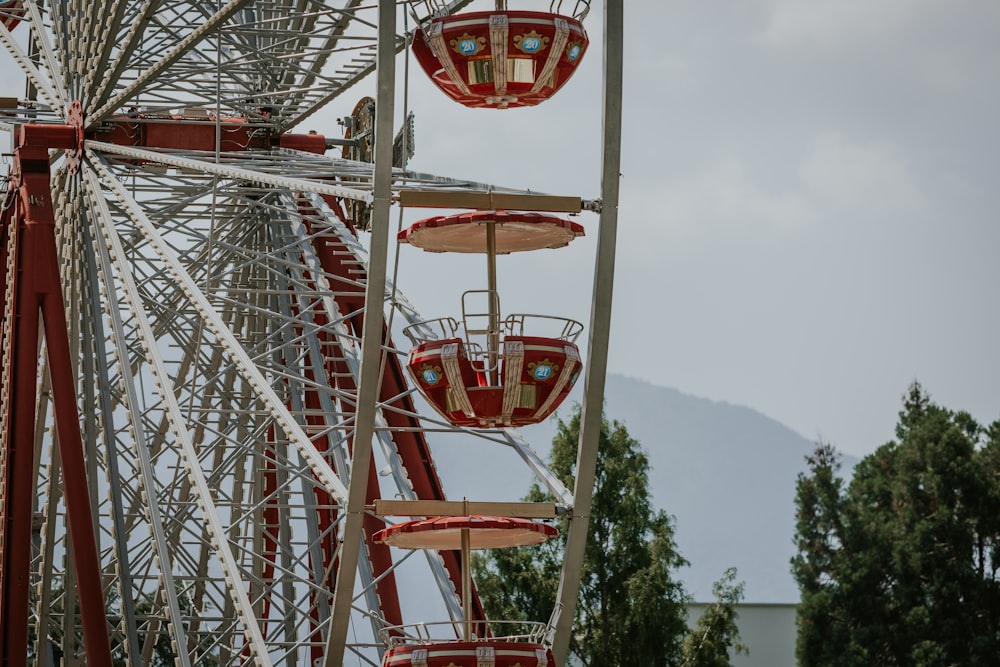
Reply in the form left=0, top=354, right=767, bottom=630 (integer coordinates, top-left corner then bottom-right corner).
left=433, top=373, right=858, bottom=603
left=595, top=375, right=830, bottom=602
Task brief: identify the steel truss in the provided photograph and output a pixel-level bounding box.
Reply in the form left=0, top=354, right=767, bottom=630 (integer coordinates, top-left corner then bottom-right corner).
left=0, top=1, right=622, bottom=665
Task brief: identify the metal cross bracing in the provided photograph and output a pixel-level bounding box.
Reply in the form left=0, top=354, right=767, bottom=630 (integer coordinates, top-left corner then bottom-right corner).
left=0, top=0, right=623, bottom=665
left=1, top=0, right=473, bottom=130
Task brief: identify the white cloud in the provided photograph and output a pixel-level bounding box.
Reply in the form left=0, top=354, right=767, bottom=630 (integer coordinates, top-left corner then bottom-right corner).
left=799, top=132, right=924, bottom=213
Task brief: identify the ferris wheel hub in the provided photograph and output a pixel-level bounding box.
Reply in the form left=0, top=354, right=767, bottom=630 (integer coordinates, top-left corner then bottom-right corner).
left=65, top=100, right=85, bottom=173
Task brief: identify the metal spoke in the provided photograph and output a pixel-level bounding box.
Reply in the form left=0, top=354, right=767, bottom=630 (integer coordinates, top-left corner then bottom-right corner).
left=0, top=17, right=64, bottom=111
left=90, top=0, right=256, bottom=122
left=90, top=171, right=275, bottom=666
left=83, top=167, right=199, bottom=666
left=88, top=141, right=375, bottom=202
left=90, top=151, right=350, bottom=502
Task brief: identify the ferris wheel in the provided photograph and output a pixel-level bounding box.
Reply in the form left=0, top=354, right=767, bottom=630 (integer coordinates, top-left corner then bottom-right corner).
left=0, top=1, right=622, bottom=666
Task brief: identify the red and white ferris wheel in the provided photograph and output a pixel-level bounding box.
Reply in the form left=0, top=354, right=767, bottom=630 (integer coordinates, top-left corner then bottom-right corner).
left=0, top=1, right=622, bottom=665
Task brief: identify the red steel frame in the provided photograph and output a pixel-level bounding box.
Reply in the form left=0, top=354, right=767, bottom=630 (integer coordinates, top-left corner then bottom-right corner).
left=0, top=115, right=483, bottom=663
left=0, top=124, right=113, bottom=665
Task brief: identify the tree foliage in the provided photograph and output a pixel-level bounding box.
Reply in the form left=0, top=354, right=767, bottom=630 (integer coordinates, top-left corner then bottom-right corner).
left=792, top=382, right=1000, bottom=666
left=681, top=568, right=748, bottom=667
left=474, top=406, right=745, bottom=666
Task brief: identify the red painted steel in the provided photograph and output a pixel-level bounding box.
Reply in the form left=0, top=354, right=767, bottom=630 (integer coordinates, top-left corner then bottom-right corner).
left=279, top=132, right=328, bottom=154
left=383, top=641, right=555, bottom=667
left=0, top=125, right=112, bottom=665
left=375, top=515, right=558, bottom=550
left=301, top=382, right=344, bottom=665
left=412, top=10, right=588, bottom=109
left=296, top=199, right=406, bottom=634
left=0, top=1, right=23, bottom=30
left=398, top=211, right=585, bottom=254
left=92, top=114, right=326, bottom=154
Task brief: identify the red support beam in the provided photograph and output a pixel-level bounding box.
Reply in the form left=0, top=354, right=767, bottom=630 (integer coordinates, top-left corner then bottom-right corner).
left=0, top=124, right=112, bottom=666
left=93, top=113, right=327, bottom=155
left=295, top=201, right=406, bottom=629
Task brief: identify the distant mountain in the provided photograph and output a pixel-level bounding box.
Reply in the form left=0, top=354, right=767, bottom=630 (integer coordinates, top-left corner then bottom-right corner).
left=429, top=373, right=856, bottom=603
left=594, top=375, right=839, bottom=602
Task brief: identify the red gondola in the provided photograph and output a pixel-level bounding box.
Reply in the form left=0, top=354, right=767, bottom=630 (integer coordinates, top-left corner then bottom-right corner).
left=400, top=210, right=584, bottom=428
left=375, top=512, right=559, bottom=666
left=405, top=324, right=582, bottom=428
left=382, top=640, right=556, bottom=667
left=411, top=2, right=590, bottom=109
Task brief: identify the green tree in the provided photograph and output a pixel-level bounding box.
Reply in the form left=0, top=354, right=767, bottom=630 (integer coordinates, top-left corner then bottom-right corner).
left=789, top=441, right=852, bottom=665
left=792, top=382, right=1000, bottom=666
left=681, top=568, right=747, bottom=667
left=474, top=406, right=745, bottom=666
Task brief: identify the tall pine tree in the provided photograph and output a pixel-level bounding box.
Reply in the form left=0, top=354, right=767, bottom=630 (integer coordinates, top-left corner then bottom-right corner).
left=792, top=382, right=1000, bottom=665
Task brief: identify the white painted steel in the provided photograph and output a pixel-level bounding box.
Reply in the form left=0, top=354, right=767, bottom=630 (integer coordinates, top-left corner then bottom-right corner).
left=551, top=0, right=624, bottom=662
left=324, top=0, right=397, bottom=662
left=0, top=17, right=64, bottom=111
left=85, top=165, right=274, bottom=667
left=87, top=141, right=377, bottom=203
left=90, top=154, right=351, bottom=503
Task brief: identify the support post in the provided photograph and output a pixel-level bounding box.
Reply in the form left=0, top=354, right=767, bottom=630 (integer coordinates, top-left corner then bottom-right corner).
left=551, top=0, right=624, bottom=662
left=0, top=125, right=113, bottom=666
left=323, top=0, right=396, bottom=664
left=486, top=221, right=499, bottom=384
left=461, top=527, right=472, bottom=641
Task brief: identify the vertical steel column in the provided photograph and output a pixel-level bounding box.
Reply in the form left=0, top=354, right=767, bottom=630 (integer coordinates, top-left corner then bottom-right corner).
left=486, top=221, right=499, bottom=384
left=0, top=192, right=40, bottom=667
left=551, top=0, right=624, bottom=663
left=323, top=0, right=396, bottom=664
left=0, top=125, right=113, bottom=666
left=461, top=527, right=472, bottom=641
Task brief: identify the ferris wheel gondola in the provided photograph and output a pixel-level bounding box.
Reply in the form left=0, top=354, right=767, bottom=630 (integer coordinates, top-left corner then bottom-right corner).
left=399, top=210, right=585, bottom=428
left=411, top=0, right=591, bottom=108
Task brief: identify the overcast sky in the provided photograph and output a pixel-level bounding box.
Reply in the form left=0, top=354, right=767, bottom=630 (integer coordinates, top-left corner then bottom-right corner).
left=379, top=0, right=1000, bottom=458
left=3, top=0, right=997, bottom=458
